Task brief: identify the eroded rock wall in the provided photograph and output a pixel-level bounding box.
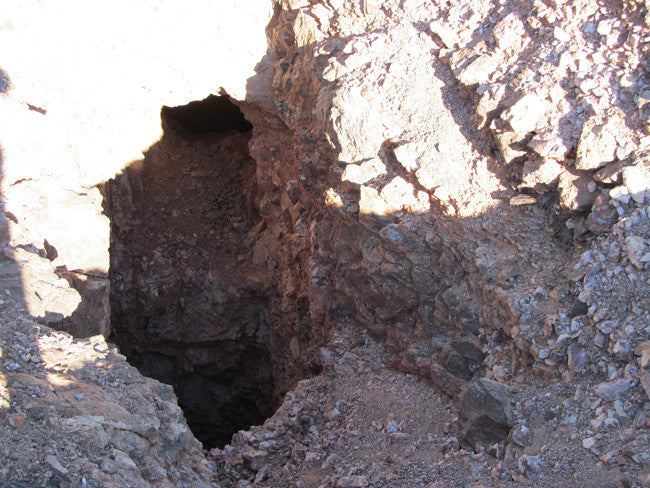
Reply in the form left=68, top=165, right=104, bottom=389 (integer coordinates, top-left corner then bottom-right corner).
left=246, top=2, right=578, bottom=399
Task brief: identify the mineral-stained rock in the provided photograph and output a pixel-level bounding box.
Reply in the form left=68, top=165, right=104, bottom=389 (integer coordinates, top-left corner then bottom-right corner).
left=586, top=194, right=618, bottom=234
left=457, top=379, right=513, bottom=448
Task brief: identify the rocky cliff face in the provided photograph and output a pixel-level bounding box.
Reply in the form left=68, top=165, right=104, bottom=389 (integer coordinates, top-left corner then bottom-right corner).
left=0, top=0, right=649, bottom=487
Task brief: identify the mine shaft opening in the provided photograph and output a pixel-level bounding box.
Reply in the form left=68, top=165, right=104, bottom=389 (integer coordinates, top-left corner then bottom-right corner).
left=105, top=95, right=285, bottom=449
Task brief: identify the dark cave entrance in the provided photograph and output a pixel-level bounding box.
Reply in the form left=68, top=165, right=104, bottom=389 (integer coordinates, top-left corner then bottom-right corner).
left=162, top=94, right=253, bottom=136
left=104, top=95, right=280, bottom=449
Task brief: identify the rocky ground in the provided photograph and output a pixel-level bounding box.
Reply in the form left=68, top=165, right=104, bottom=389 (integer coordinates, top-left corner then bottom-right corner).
left=1, top=0, right=649, bottom=487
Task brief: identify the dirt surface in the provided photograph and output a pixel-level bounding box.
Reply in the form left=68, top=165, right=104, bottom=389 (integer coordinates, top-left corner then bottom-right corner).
left=213, top=327, right=643, bottom=488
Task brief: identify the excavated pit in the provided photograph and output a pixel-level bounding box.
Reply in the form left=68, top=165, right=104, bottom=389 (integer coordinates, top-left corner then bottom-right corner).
left=104, top=95, right=309, bottom=448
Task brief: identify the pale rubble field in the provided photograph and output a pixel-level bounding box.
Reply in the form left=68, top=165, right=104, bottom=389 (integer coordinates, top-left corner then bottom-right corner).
left=0, top=0, right=649, bottom=487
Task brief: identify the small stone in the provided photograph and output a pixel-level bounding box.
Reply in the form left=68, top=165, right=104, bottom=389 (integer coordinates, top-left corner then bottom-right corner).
left=501, top=93, right=548, bottom=134
left=321, top=453, right=338, bottom=470
left=600, top=449, right=619, bottom=464
left=511, top=424, right=531, bottom=446
left=625, top=235, right=647, bottom=269
left=242, top=448, right=268, bottom=471
left=326, top=407, right=341, bottom=421
left=596, top=320, right=617, bottom=334
left=8, top=414, right=25, bottom=428
left=594, top=379, right=633, bottom=401
left=429, top=20, right=461, bottom=48
left=449, top=48, right=501, bottom=86
left=583, top=437, right=597, bottom=450
left=45, top=455, right=69, bottom=475
left=393, top=144, right=420, bottom=172
left=528, top=132, right=570, bottom=160
left=336, top=475, right=369, bottom=487
left=517, top=454, right=543, bottom=476
left=113, top=449, right=137, bottom=470
left=622, top=165, right=650, bottom=204
left=567, top=343, right=589, bottom=371
left=75, top=393, right=84, bottom=401
left=496, top=131, right=527, bottom=165
left=558, top=170, right=595, bottom=212
left=386, top=420, right=399, bottom=433
left=100, top=458, right=119, bottom=474
left=553, top=27, right=570, bottom=42
left=341, top=157, right=386, bottom=185
left=493, top=13, right=527, bottom=51
left=389, top=432, right=409, bottom=443
left=521, top=157, right=563, bottom=190
left=575, top=109, right=627, bottom=170
left=594, top=160, right=627, bottom=184
left=510, top=194, right=537, bottom=206
left=634, top=341, right=650, bottom=368
left=442, top=436, right=460, bottom=453
left=640, top=373, right=650, bottom=401
left=610, top=186, right=631, bottom=204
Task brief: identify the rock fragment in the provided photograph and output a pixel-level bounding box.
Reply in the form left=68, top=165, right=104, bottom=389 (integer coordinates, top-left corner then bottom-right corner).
left=622, top=164, right=650, bottom=204
left=575, top=109, right=627, bottom=170
left=448, top=48, right=501, bottom=86
left=558, top=170, right=596, bottom=212
left=594, top=379, right=633, bottom=401
left=501, top=93, right=548, bottom=135
left=493, top=13, right=527, bottom=51
left=457, top=379, right=513, bottom=449
left=521, top=157, right=563, bottom=190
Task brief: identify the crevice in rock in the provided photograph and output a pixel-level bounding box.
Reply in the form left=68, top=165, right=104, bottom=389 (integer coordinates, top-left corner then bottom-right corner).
left=104, top=95, right=318, bottom=449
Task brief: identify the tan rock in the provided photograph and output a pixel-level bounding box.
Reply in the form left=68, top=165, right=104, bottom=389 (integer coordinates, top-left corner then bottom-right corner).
left=331, top=86, right=384, bottom=163
left=449, top=48, right=501, bottom=86
left=634, top=341, right=650, bottom=369
left=342, top=158, right=387, bottom=185
left=495, top=131, right=527, bottom=165
left=393, top=143, right=421, bottom=171
left=521, top=157, right=563, bottom=190
left=558, top=170, right=595, bottom=211
left=528, top=131, right=570, bottom=160
left=501, top=93, right=549, bottom=134
left=622, top=164, right=650, bottom=204
left=575, top=108, right=627, bottom=170
left=493, top=13, right=527, bottom=51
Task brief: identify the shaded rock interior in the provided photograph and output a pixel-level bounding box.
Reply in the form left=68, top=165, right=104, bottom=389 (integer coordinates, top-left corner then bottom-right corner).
left=105, top=96, right=298, bottom=448
left=162, top=94, right=253, bottom=136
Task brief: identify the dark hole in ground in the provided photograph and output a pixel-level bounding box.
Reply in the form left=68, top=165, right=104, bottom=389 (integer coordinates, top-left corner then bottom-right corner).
left=105, top=95, right=284, bottom=448
left=162, top=94, right=253, bottom=136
